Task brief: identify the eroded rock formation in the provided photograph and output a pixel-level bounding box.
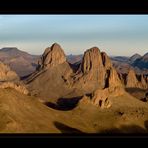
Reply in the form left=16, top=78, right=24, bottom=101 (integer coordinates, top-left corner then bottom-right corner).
left=0, top=82, right=29, bottom=95
left=27, top=43, right=124, bottom=106
left=37, top=43, right=67, bottom=70
left=0, top=61, right=29, bottom=95
left=73, top=47, right=106, bottom=89
left=0, top=62, right=19, bottom=82
left=91, top=88, right=111, bottom=109
left=70, top=47, right=124, bottom=95
left=125, top=69, right=148, bottom=89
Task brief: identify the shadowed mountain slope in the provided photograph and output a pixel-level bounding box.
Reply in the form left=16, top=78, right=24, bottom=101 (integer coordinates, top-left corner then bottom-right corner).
left=0, top=47, right=40, bottom=77
left=1, top=88, right=148, bottom=133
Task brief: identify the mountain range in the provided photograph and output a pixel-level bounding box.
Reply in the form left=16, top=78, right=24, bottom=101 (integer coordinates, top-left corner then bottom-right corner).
left=0, top=47, right=147, bottom=77
left=68, top=52, right=148, bottom=75
left=0, top=44, right=147, bottom=133
left=111, top=53, right=148, bottom=75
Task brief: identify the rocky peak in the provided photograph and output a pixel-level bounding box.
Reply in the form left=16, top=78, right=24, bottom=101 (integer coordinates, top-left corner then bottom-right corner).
left=72, top=47, right=106, bottom=90
left=38, top=43, right=66, bottom=70
left=71, top=46, right=123, bottom=96
left=118, top=68, right=148, bottom=89
left=130, top=53, right=141, bottom=60
left=126, top=68, right=141, bottom=88
left=108, top=67, right=123, bottom=89
left=81, top=47, right=103, bottom=73
left=27, top=44, right=125, bottom=108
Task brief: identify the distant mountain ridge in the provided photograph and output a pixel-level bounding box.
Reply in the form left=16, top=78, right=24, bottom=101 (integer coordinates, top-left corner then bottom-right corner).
left=67, top=54, right=83, bottom=64
left=0, top=47, right=40, bottom=77
left=66, top=53, right=148, bottom=75
left=129, top=53, right=141, bottom=64
left=111, top=52, right=148, bottom=75
left=131, top=52, right=148, bottom=70
left=0, top=47, right=147, bottom=77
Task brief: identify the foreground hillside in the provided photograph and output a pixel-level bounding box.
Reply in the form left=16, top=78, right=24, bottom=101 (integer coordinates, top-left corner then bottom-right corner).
left=0, top=88, right=148, bottom=133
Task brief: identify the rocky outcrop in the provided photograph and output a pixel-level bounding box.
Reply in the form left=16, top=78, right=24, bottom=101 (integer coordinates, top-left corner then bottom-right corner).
left=0, top=61, right=29, bottom=95
left=37, top=43, right=66, bottom=70
left=71, top=47, right=105, bottom=89
left=126, top=69, right=140, bottom=88
left=81, top=47, right=103, bottom=73
left=80, top=88, right=112, bottom=109
left=91, top=88, right=111, bottom=109
left=125, top=69, right=148, bottom=89
left=0, top=82, right=29, bottom=95
left=71, top=47, right=124, bottom=109
left=80, top=47, right=105, bottom=89
left=108, top=68, right=123, bottom=92
left=26, top=43, right=74, bottom=101
left=0, top=62, right=19, bottom=82
left=27, top=44, right=124, bottom=104
left=71, top=47, right=124, bottom=94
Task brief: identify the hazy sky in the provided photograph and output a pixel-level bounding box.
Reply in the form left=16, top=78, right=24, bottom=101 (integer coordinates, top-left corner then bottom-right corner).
left=0, top=15, right=148, bottom=56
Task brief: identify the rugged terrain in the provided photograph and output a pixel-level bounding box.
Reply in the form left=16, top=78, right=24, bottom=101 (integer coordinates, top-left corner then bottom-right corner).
left=111, top=53, right=148, bottom=75
left=67, top=52, right=148, bottom=75
left=0, top=87, right=148, bottom=133
left=0, top=43, right=147, bottom=133
left=25, top=43, right=124, bottom=103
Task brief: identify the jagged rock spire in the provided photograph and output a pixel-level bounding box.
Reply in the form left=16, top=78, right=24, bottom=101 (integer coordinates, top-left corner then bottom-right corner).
left=37, top=43, right=66, bottom=70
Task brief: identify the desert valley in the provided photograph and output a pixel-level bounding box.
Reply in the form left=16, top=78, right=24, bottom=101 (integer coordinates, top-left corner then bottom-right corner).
left=0, top=43, right=147, bottom=133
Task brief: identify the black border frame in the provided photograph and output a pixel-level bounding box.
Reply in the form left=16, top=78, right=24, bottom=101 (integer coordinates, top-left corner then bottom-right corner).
left=0, top=0, right=148, bottom=146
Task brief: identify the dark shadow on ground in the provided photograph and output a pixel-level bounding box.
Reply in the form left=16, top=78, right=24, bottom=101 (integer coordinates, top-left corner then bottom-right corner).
left=54, top=120, right=148, bottom=134
left=54, top=121, right=84, bottom=133
left=125, top=88, right=146, bottom=94
left=98, top=124, right=148, bottom=134
left=44, top=96, right=82, bottom=111
left=125, top=88, right=148, bottom=101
